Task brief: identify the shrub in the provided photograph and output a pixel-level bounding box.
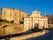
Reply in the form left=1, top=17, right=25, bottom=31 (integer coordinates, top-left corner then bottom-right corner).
left=2, top=19, right=7, bottom=22
left=1, top=19, right=9, bottom=23
left=0, top=19, right=14, bottom=23
left=10, top=21, right=14, bottom=23
left=0, top=19, right=9, bottom=23
left=0, top=19, right=2, bottom=22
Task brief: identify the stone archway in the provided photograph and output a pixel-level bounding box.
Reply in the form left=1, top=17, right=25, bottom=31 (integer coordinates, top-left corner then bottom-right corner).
left=32, top=23, right=39, bottom=32
left=34, top=23, right=39, bottom=28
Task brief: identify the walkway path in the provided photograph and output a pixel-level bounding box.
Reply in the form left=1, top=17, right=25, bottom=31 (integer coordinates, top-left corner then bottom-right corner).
left=10, top=30, right=48, bottom=40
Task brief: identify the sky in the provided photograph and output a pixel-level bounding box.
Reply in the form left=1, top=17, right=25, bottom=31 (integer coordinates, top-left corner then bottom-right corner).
left=0, top=0, right=53, bottom=15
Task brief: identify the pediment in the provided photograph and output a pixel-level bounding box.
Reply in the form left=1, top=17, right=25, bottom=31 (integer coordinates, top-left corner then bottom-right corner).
left=30, top=10, right=41, bottom=17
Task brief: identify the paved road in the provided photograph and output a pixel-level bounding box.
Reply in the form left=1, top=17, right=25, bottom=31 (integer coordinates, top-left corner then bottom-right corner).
left=26, top=29, right=53, bottom=40
left=0, top=29, right=52, bottom=40
left=10, top=30, right=46, bottom=40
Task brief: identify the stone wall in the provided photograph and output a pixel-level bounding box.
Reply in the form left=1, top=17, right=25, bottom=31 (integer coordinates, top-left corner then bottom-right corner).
left=0, top=23, right=24, bottom=36
left=2, top=8, right=14, bottom=21
left=1, top=7, right=28, bottom=24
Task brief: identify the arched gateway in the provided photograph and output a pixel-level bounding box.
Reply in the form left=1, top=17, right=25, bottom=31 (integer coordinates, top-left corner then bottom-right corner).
left=24, top=10, right=48, bottom=31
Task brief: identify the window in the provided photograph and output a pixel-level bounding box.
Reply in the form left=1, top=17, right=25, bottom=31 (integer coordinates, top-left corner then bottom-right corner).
left=15, top=14, right=16, bottom=16
left=4, top=12, right=6, bottom=15
left=4, top=11, right=6, bottom=18
left=20, top=20, right=24, bottom=24
left=51, top=19, right=53, bottom=24
left=10, top=13, right=12, bottom=16
left=20, top=17, right=24, bottom=24
left=10, top=10, right=12, bottom=16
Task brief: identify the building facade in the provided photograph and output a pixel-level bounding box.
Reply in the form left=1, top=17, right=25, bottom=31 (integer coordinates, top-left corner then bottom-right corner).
left=2, top=8, right=14, bottom=21
left=24, top=10, right=48, bottom=31
left=0, top=14, right=2, bottom=19
left=1, top=7, right=48, bottom=31
left=2, top=7, right=28, bottom=24
left=47, top=15, right=53, bottom=27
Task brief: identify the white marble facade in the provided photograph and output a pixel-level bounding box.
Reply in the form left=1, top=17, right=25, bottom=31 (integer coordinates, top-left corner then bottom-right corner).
left=24, top=10, right=48, bottom=31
